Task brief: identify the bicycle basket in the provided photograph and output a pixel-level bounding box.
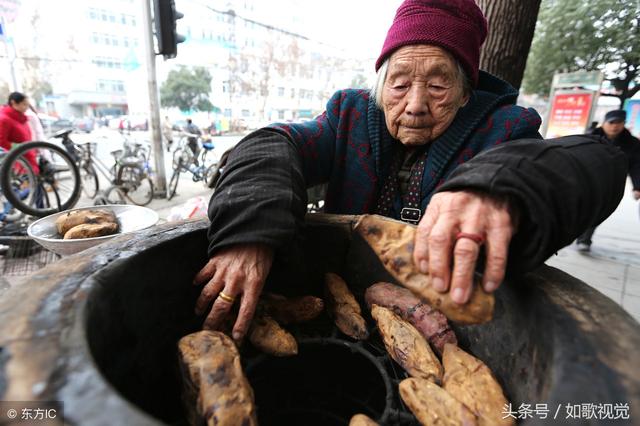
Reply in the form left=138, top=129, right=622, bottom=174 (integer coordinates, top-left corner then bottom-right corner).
left=120, top=156, right=144, bottom=168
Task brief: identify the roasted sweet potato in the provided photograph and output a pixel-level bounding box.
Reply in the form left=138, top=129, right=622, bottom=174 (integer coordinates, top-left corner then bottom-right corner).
left=349, top=413, right=379, bottom=426
left=63, top=222, right=119, bottom=239
left=178, top=330, right=257, bottom=426
left=249, top=309, right=298, bottom=356
left=324, top=272, right=369, bottom=340
left=442, top=344, right=513, bottom=426
left=56, top=209, right=118, bottom=236
left=399, top=377, right=477, bottom=426
left=365, top=282, right=457, bottom=356
left=371, top=305, right=443, bottom=383
left=262, top=292, right=324, bottom=324
left=355, top=215, right=494, bottom=324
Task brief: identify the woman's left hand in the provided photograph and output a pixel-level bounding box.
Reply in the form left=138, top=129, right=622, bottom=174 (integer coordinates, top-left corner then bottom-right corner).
left=412, top=190, right=518, bottom=304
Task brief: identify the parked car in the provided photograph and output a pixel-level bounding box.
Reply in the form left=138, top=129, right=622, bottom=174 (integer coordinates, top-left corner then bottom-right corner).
left=73, top=117, right=95, bottom=133
left=49, top=119, right=75, bottom=134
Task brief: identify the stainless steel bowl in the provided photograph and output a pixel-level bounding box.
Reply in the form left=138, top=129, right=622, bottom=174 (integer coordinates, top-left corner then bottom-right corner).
left=27, top=204, right=159, bottom=256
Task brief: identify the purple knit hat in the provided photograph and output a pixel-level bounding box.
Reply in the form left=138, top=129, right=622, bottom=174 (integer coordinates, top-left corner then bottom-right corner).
left=376, top=0, right=488, bottom=87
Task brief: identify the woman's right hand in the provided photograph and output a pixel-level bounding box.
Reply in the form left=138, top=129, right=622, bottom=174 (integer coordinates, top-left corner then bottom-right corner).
left=193, top=244, right=274, bottom=344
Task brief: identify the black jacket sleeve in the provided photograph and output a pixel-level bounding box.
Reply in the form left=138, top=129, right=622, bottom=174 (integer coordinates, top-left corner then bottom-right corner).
left=627, top=138, right=640, bottom=190
left=436, top=135, right=628, bottom=273
left=206, top=128, right=306, bottom=257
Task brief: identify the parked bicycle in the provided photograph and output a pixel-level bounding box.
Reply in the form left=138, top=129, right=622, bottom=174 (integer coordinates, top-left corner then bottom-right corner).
left=167, top=134, right=218, bottom=200
left=0, top=140, right=81, bottom=218
left=0, top=147, right=26, bottom=223
left=57, top=130, right=154, bottom=206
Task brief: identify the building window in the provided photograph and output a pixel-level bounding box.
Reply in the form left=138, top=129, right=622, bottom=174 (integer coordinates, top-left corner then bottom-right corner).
left=290, top=88, right=295, bottom=98
left=278, top=110, right=285, bottom=119
left=278, top=87, right=285, bottom=97
left=224, top=108, right=232, bottom=117
left=130, top=16, right=137, bottom=26
left=89, top=9, right=97, bottom=19
left=97, top=79, right=125, bottom=93
left=242, top=109, right=250, bottom=117
left=92, top=33, right=99, bottom=44
left=121, top=14, right=127, bottom=24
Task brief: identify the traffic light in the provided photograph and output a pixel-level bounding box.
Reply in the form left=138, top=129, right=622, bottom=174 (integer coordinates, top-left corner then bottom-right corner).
left=153, top=0, right=185, bottom=59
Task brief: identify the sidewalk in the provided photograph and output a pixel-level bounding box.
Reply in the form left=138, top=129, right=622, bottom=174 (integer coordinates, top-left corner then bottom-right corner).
left=545, top=182, right=640, bottom=323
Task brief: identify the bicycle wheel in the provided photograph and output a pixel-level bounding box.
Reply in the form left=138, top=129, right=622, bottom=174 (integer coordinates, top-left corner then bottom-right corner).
left=117, top=165, right=154, bottom=206
left=93, top=187, right=125, bottom=205
left=172, top=148, right=192, bottom=171
left=168, top=167, right=181, bottom=200
left=80, top=163, right=100, bottom=198
left=0, top=141, right=81, bottom=217
left=203, top=162, right=219, bottom=188
left=0, top=155, right=34, bottom=222
left=172, top=148, right=183, bottom=170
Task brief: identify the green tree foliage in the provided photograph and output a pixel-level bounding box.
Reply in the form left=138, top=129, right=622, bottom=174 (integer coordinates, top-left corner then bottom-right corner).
left=523, top=0, right=640, bottom=106
left=160, top=66, right=214, bottom=112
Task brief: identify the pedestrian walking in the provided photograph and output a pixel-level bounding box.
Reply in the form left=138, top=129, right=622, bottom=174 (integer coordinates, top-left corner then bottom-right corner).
left=162, top=116, right=173, bottom=152
left=576, top=109, right=640, bottom=252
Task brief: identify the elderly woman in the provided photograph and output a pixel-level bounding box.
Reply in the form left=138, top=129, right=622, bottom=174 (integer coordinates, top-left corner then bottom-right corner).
left=194, top=0, right=626, bottom=342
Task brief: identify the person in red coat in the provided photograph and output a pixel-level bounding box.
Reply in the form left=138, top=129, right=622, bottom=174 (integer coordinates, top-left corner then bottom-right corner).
left=0, top=92, right=39, bottom=174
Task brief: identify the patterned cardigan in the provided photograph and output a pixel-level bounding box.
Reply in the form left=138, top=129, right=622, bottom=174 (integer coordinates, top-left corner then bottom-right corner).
left=266, top=71, right=542, bottom=220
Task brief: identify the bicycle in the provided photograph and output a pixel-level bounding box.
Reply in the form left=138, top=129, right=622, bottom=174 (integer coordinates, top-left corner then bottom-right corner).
left=167, top=136, right=218, bottom=200
left=0, top=140, right=82, bottom=218
left=0, top=147, right=27, bottom=223
left=57, top=130, right=154, bottom=206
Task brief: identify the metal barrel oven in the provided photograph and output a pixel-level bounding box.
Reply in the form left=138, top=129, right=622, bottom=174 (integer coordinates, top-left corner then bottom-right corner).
left=0, top=215, right=639, bottom=426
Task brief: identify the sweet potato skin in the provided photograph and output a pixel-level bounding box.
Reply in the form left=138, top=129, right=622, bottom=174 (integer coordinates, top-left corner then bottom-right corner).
left=349, top=413, right=379, bottom=426
left=365, top=282, right=457, bottom=356
left=248, top=309, right=298, bottom=356
left=324, top=272, right=369, bottom=340
left=355, top=215, right=494, bottom=325
left=63, top=222, right=119, bottom=239
left=262, top=293, right=324, bottom=324
left=56, top=209, right=118, bottom=236
left=371, top=304, right=443, bottom=383
left=399, top=377, right=477, bottom=426
left=178, top=330, right=257, bottom=426
left=442, top=343, right=514, bottom=426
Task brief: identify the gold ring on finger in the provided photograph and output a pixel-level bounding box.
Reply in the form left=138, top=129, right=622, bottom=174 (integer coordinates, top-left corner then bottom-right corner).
left=218, top=291, right=235, bottom=304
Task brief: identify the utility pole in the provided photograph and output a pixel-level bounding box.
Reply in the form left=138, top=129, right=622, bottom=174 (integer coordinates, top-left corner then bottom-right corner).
left=141, top=0, right=167, bottom=197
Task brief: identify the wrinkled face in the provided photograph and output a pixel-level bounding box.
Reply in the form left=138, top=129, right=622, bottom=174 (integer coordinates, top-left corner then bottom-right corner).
left=381, top=45, right=469, bottom=146
left=602, top=119, right=625, bottom=140
left=10, top=98, right=30, bottom=114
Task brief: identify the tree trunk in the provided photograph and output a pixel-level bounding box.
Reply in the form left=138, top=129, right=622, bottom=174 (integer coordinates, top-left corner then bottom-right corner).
left=477, top=0, right=542, bottom=90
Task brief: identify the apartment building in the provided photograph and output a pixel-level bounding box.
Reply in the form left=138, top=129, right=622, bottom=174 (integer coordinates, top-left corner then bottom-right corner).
left=3, top=0, right=372, bottom=123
